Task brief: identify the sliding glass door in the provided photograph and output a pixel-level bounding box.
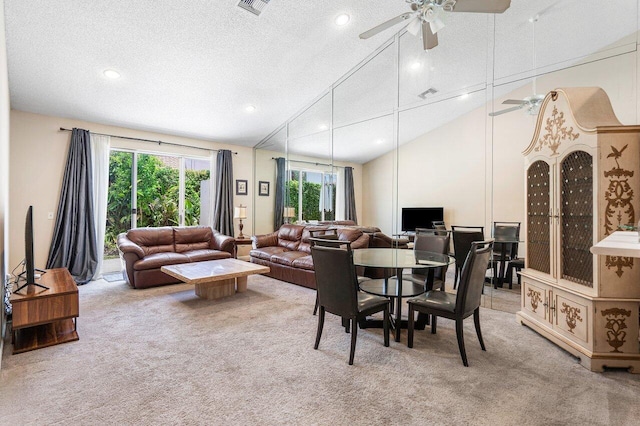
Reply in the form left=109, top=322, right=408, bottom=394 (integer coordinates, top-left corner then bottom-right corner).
left=102, top=150, right=212, bottom=274
left=288, top=168, right=336, bottom=222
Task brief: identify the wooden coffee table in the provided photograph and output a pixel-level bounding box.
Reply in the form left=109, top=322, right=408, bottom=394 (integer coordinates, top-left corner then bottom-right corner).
left=161, top=258, right=269, bottom=300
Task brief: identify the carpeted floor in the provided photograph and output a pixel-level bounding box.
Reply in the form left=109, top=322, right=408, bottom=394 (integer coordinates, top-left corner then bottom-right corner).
left=1, top=275, right=639, bottom=425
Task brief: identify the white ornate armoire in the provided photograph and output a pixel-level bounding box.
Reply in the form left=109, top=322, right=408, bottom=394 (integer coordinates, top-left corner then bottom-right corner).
left=517, top=87, right=640, bottom=373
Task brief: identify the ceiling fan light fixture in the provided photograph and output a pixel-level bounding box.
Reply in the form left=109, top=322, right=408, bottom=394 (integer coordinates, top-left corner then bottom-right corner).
left=406, top=16, right=422, bottom=36
left=335, top=14, right=350, bottom=26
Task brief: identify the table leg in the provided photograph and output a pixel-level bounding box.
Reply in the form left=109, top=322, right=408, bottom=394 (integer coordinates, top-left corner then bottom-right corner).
left=236, top=276, right=248, bottom=293
left=495, top=244, right=507, bottom=289
left=395, top=268, right=403, bottom=342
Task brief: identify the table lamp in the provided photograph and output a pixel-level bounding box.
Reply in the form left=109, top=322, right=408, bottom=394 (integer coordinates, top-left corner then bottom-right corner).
left=284, top=207, right=295, bottom=224
left=234, top=205, right=247, bottom=238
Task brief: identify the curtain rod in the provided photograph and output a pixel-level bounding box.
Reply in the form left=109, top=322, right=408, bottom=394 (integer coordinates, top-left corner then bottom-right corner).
left=272, top=157, right=346, bottom=169
left=59, top=127, right=238, bottom=154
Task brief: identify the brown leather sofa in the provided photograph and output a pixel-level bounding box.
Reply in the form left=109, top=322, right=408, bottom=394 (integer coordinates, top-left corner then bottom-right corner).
left=117, top=226, right=235, bottom=289
left=250, top=224, right=369, bottom=289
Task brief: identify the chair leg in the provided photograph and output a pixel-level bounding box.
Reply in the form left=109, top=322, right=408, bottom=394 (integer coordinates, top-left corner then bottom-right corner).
left=343, top=317, right=350, bottom=333
left=313, top=293, right=318, bottom=316
left=453, top=267, right=459, bottom=290
left=314, top=306, right=325, bottom=350
left=431, top=315, right=437, bottom=334
left=383, top=305, right=390, bottom=347
left=407, top=304, right=415, bottom=348
left=456, top=319, right=468, bottom=367
left=349, top=318, right=358, bottom=365
left=474, top=308, right=486, bottom=351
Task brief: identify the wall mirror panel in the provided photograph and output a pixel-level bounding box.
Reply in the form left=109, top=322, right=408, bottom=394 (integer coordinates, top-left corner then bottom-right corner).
left=255, top=1, right=640, bottom=313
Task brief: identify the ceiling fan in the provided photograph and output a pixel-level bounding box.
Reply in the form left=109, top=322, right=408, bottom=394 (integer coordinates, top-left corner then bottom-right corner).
left=490, top=15, right=544, bottom=117
left=359, top=0, right=512, bottom=51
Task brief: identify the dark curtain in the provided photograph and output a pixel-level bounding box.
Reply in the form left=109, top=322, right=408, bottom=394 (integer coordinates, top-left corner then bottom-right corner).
left=274, top=157, right=285, bottom=230
left=46, top=128, right=97, bottom=284
left=345, top=166, right=358, bottom=224
left=213, top=149, right=234, bottom=236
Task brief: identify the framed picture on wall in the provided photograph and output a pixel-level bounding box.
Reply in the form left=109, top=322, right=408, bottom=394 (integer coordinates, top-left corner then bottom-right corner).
left=236, top=179, right=248, bottom=195
left=259, top=181, right=270, bottom=196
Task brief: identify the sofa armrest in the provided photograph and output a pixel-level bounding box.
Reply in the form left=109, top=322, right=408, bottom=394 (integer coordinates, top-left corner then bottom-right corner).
left=211, top=231, right=236, bottom=255
left=117, top=233, right=145, bottom=259
left=350, top=233, right=370, bottom=250
left=252, top=232, right=279, bottom=249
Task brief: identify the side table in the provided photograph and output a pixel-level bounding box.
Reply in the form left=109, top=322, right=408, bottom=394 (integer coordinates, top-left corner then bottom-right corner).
left=235, top=237, right=253, bottom=261
left=10, top=268, right=79, bottom=354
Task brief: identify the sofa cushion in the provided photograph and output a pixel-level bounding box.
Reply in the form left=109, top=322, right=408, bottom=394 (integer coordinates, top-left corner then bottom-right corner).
left=127, top=227, right=175, bottom=256
left=174, top=226, right=212, bottom=253
left=184, top=249, right=232, bottom=262
left=270, top=251, right=309, bottom=267
left=134, top=252, right=190, bottom=271
left=250, top=246, right=288, bottom=261
left=277, top=224, right=304, bottom=251
left=292, top=255, right=314, bottom=271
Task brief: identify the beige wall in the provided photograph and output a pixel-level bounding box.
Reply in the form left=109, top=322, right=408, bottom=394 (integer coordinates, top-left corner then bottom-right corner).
left=363, top=49, right=639, bottom=241
left=0, top=0, right=9, bottom=353
left=8, top=110, right=254, bottom=270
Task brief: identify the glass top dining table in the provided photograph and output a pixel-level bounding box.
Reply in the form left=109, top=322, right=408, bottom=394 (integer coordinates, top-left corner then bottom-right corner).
left=353, top=248, right=454, bottom=342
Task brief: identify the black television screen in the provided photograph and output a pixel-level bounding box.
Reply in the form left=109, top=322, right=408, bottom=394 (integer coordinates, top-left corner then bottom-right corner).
left=25, top=205, right=35, bottom=285
left=16, top=205, right=47, bottom=293
left=401, top=207, right=444, bottom=232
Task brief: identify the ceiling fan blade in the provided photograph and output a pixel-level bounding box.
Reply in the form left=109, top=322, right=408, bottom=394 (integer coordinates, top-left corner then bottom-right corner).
left=359, top=12, right=414, bottom=39
left=422, top=21, right=438, bottom=50
left=502, top=99, right=527, bottom=105
left=489, top=104, right=525, bottom=117
left=452, top=0, right=511, bottom=13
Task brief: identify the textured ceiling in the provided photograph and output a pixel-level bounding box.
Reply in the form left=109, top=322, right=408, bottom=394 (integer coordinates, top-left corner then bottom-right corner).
left=4, top=1, right=639, bottom=161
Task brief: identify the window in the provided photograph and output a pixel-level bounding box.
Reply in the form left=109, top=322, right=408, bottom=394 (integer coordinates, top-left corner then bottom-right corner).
left=287, top=169, right=336, bottom=222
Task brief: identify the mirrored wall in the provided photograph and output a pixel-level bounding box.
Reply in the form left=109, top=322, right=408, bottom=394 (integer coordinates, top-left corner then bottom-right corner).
left=254, top=0, right=639, bottom=312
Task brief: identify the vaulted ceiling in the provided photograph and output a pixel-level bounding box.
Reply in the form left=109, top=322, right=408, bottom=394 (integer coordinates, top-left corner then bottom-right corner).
left=4, top=1, right=639, bottom=160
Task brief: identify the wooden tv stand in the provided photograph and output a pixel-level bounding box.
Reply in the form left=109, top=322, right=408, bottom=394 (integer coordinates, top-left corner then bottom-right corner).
left=10, top=268, right=79, bottom=354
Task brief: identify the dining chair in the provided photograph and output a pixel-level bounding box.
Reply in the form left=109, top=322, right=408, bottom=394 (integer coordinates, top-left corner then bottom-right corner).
left=392, top=231, right=450, bottom=291
left=311, top=243, right=390, bottom=365
left=491, top=222, right=520, bottom=289
left=309, top=231, right=340, bottom=316
left=432, top=221, right=447, bottom=236
left=407, top=240, right=493, bottom=367
left=451, top=226, right=485, bottom=289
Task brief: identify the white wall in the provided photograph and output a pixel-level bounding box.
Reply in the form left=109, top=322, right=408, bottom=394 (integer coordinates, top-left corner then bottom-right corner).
left=0, top=0, right=9, bottom=358
left=8, top=110, right=254, bottom=271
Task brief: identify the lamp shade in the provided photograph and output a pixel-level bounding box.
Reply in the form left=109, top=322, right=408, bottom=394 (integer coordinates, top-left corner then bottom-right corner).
left=234, top=206, right=247, bottom=219
left=283, top=207, right=295, bottom=218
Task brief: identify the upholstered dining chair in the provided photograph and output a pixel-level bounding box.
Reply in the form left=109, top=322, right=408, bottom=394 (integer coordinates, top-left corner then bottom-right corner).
left=311, top=242, right=390, bottom=365
left=451, top=226, right=485, bottom=289
left=407, top=240, right=493, bottom=367
left=491, top=222, right=520, bottom=289
left=392, top=231, right=450, bottom=291
left=309, top=230, right=340, bottom=316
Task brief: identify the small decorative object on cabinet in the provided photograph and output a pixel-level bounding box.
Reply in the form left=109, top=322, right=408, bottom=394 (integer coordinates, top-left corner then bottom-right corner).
left=517, top=87, right=640, bottom=373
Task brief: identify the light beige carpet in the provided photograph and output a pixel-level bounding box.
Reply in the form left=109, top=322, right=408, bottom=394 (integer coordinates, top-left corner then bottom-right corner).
left=1, top=275, right=639, bottom=425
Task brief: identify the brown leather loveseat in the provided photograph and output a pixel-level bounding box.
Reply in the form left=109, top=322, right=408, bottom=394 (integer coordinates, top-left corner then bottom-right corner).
left=117, top=226, right=235, bottom=289
left=250, top=224, right=369, bottom=289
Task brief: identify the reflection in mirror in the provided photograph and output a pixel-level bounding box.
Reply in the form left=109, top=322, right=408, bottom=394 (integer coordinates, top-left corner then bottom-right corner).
left=333, top=43, right=396, bottom=128
left=254, top=126, right=285, bottom=235
left=398, top=13, right=488, bottom=108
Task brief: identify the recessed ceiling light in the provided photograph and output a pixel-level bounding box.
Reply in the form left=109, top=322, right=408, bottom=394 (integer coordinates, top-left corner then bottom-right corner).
left=318, top=124, right=328, bottom=131
left=335, top=14, right=350, bottom=26
left=376, top=139, right=384, bottom=144
left=245, top=105, right=256, bottom=113
left=103, top=69, right=121, bottom=79
left=460, top=93, right=469, bottom=100
left=410, top=62, right=421, bottom=70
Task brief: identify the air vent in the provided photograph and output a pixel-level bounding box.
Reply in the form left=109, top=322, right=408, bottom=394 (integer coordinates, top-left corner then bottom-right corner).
left=238, top=0, right=271, bottom=16
left=418, top=88, right=438, bottom=99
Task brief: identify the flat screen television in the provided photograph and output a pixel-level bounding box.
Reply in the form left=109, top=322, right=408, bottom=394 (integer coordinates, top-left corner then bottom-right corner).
left=401, top=207, right=444, bottom=232
left=15, top=206, right=47, bottom=293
